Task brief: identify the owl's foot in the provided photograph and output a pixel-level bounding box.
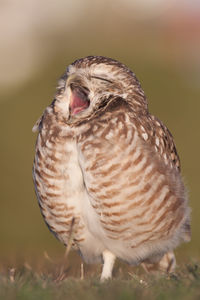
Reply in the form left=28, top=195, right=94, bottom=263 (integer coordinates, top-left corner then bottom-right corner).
left=142, top=251, right=176, bottom=274
left=100, top=250, right=116, bottom=281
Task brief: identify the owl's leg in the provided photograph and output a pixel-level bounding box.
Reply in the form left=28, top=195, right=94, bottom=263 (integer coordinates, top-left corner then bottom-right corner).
left=158, top=251, right=176, bottom=273
left=142, top=251, right=176, bottom=273
left=100, top=250, right=116, bottom=281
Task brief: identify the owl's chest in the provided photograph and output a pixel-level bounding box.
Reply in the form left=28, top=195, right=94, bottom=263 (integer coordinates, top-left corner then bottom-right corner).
left=33, top=124, right=86, bottom=244
left=39, top=127, right=83, bottom=196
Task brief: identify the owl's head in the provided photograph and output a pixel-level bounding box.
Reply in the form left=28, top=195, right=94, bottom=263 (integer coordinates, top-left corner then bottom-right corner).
left=54, top=56, right=147, bottom=124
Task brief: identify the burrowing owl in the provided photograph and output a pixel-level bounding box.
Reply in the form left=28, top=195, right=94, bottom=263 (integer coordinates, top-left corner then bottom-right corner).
left=33, top=56, right=190, bottom=280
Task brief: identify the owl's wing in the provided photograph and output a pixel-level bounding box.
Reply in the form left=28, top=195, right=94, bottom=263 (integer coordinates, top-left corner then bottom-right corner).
left=142, top=115, right=191, bottom=241
left=77, top=110, right=190, bottom=262
left=136, top=114, right=181, bottom=171
left=135, top=114, right=190, bottom=241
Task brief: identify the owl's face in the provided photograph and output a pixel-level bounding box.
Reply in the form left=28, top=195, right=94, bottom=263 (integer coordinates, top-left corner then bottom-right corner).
left=54, top=56, right=147, bottom=124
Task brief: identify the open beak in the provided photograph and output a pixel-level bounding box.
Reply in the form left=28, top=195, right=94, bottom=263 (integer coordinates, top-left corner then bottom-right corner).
left=69, top=86, right=90, bottom=115
left=67, top=75, right=90, bottom=115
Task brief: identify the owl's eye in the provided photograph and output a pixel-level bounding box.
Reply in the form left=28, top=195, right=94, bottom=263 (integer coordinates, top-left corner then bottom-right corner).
left=90, top=76, right=113, bottom=84
left=69, top=84, right=90, bottom=115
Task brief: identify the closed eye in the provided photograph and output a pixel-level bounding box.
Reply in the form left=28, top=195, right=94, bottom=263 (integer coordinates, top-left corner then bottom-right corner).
left=90, top=76, right=113, bottom=84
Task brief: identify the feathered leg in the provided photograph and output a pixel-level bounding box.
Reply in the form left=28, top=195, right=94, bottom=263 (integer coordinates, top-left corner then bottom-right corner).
left=142, top=251, right=176, bottom=273
left=100, top=250, right=116, bottom=281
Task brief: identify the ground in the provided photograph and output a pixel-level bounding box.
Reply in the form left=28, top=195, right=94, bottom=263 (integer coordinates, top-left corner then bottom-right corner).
left=0, top=253, right=199, bottom=300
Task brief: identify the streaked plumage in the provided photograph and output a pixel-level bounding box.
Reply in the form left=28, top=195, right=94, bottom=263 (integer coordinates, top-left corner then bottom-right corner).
left=33, top=56, right=190, bottom=280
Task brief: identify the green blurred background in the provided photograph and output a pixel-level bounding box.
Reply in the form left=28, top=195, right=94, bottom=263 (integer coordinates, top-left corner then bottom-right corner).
left=1, top=0, right=200, bottom=262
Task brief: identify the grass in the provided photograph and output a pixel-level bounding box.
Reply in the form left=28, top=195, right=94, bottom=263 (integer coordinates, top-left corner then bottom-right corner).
left=0, top=255, right=200, bottom=300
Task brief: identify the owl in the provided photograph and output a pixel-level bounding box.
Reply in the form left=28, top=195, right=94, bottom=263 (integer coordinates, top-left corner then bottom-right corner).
left=33, top=56, right=190, bottom=280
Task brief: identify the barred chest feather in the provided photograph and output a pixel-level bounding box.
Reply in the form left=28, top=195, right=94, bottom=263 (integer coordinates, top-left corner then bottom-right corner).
left=33, top=106, right=90, bottom=249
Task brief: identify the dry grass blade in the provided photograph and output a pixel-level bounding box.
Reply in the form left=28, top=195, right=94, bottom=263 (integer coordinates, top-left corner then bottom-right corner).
left=24, top=262, right=32, bottom=271
left=9, top=268, right=15, bottom=282
left=55, top=217, right=75, bottom=282
left=80, top=263, right=84, bottom=280
left=64, top=217, right=75, bottom=259
left=44, top=251, right=55, bottom=264
left=128, top=272, right=148, bottom=287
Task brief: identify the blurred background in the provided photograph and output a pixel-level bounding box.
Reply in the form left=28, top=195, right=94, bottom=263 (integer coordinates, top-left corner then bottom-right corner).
left=1, top=0, right=200, bottom=266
